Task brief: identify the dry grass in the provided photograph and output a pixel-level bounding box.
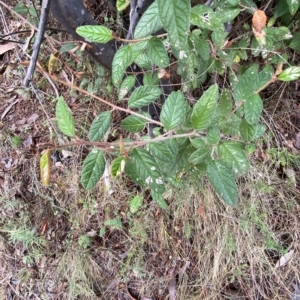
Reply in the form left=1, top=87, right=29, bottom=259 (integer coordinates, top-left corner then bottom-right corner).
left=0, top=1, right=300, bottom=299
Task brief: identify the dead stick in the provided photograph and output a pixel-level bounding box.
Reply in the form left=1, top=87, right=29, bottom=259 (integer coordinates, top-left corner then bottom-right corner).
left=23, top=0, right=52, bottom=87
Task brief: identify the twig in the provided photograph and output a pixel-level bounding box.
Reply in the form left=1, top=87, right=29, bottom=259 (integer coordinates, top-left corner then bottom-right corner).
left=49, top=73, right=163, bottom=126
left=113, top=32, right=168, bottom=43
left=37, top=132, right=197, bottom=151
left=23, top=0, right=52, bottom=87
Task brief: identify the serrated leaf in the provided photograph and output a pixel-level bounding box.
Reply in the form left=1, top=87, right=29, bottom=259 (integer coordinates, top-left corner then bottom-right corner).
left=207, top=160, right=238, bottom=206
left=147, top=37, right=169, bottom=68
left=81, top=149, right=106, bottom=190
left=190, top=138, right=206, bottom=148
left=207, top=126, right=220, bottom=144
left=40, top=150, right=51, bottom=186
left=219, top=142, right=250, bottom=175
left=118, top=76, right=136, bottom=101
left=156, top=0, right=190, bottom=50
left=190, top=5, right=224, bottom=31
left=28, top=6, right=38, bottom=18
left=125, top=148, right=165, bottom=194
left=76, top=25, right=113, bottom=43
left=111, top=156, right=125, bottom=177
left=278, top=66, right=300, bottom=81
left=121, top=115, right=147, bottom=132
left=151, top=191, right=168, bottom=209
left=240, top=119, right=266, bottom=141
left=143, top=72, right=160, bottom=85
left=287, top=0, right=300, bottom=15
left=196, top=37, right=210, bottom=61
left=129, top=195, right=143, bottom=213
left=88, top=111, right=111, bottom=141
left=217, top=89, right=233, bottom=117
left=160, top=91, right=186, bottom=130
left=244, top=94, right=262, bottom=124
left=191, top=84, right=219, bottom=130
left=218, top=8, right=240, bottom=23
left=116, top=0, right=130, bottom=11
left=13, top=3, right=28, bottom=15
left=134, top=2, right=163, bottom=39
left=233, top=64, right=259, bottom=102
left=189, top=147, right=210, bottom=164
left=128, top=86, right=161, bottom=108
left=56, top=96, right=75, bottom=137
left=148, top=142, right=173, bottom=162
left=130, top=41, right=149, bottom=52
left=134, top=52, right=153, bottom=69
left=112, top=45, right=132, bottom=87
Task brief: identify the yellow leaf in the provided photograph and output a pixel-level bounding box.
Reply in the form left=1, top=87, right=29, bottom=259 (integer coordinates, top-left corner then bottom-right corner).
left=48, top=52, right=59, bottom=75
left=40, top=150, right=51, bottom=186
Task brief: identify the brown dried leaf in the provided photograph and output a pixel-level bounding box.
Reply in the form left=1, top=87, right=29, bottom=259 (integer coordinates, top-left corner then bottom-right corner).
left=40, top=150, right=51, bottom=186
left=275, top=249, right=294, bottom=269
left=0, top=42, right=14, bottom=55
left=252, top=10, right=267, bottom=33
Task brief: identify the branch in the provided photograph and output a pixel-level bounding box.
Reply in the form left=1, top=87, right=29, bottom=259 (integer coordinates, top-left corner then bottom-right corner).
left=49, top=73, right=163, bottom=126
left=23, top=0, right=52, bottom=87
left=37, top=132, right=198, bottom=151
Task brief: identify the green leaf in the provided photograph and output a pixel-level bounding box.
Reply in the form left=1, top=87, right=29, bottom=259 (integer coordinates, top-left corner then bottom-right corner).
left=156, top=0, right=190, bottom=50
left=56, top=96, right=75, bottom=137
left=81, top=149, right=106, bottom=190
left=134, top=52, right=153, bottom=69
left=143, top=72, right=160, bottom=86
left=286, top=0, right=299, bottom=15
left=191, top=84, right=219, bottom=131
left=130, top=41, right=149, bottom=52
left=188, top=147, right=210, bottom=164
left=125, top=148, right=165, bottom=194
left=278, top=67, right=300, bottom=81
left=111, top=156, right=125, bottom=177
left=112, top=45, right=132, bottom=87
left=289, top=32, right=300, bottom=54
left=13, top=3, right=28, bottom=15
left=233, top=64, right=259, bottom=102
left=207, top=160, right=238, bottom=206
left=116, top=0, right=130, bottom=11
left=104, top=218, right=122, bottom=229
left=121, top=115, right=147, bottom=132
left=217, top=89, right=233, bottom=118
left=207, top=126, right=220, bottom=144
left=240, top=119, right=266, bottom=141
left=244, top=94, right=262, bottom=125
left=147, top=37, right=169, bottom=68
left=128, top=86, right=161, bottom=108
left=76, top=25, right=113, bottom=43
left=129, top=195, right=143, bottom=213
left=134, top=2, right=163, bottom=39
left=88, top=111, right=111, bottom=141
left=148, top=142, right=174, bottom=162
left=190, top=138, right=206, bottom=148
left=160, top=91, right=186, bottom=130
left=190, top=5, right=224, bottom=31
left=219, top=142, right=250, bottom=176
left=28, top=6, right=38, bottom=18
left=217, top=8, right=240, bottom=23
left=196, top=37, right=210, bottom=61
left=118, top=75, right=136, bottom=101
left=151, top=191, right=168, bottom=209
